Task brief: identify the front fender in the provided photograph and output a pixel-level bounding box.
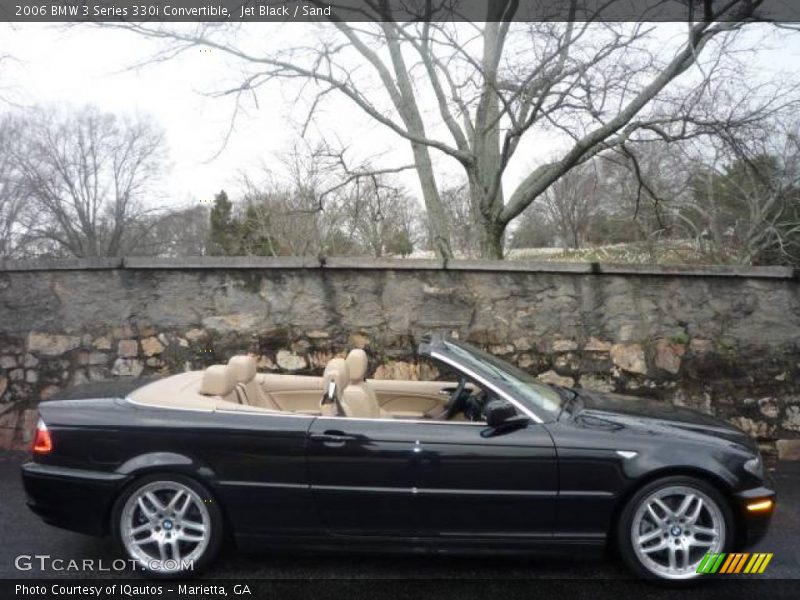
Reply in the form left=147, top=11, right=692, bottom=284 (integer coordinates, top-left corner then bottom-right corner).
left=620, top=445, right=742, bottom=491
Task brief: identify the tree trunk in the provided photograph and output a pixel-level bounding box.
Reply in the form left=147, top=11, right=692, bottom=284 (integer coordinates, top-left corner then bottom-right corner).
left=466, top=176, right=508, bottom=261
left=466, top=171, right=507, bottom=260
left=470, top=19, right=506, bottom=260
left=479, top=219, right=505, bottom=259
left=377, top=23, right=453, bottom=260
left=411, top=141, right=453, bottom=259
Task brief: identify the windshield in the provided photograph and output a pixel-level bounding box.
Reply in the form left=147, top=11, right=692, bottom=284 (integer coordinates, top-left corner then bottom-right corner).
left=441, top=339, right=563, bottom=419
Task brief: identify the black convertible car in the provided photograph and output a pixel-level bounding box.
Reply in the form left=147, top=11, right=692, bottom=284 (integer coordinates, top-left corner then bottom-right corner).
left=21, top=334, right=774, bottom=581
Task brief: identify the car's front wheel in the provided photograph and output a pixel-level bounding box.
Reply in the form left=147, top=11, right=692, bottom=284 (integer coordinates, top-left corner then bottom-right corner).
left=112, top=474, right=223, bottom=577
left=617, top=475, right=734, bottom=581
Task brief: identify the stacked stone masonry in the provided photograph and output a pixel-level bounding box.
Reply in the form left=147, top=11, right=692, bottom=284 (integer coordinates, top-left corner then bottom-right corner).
left=0, top=257, right=797, bottom=460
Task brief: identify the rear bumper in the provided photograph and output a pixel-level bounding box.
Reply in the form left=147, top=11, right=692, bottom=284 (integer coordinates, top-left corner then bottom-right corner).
left=733, top=485, right=776, bottom=547
left=21, top=462, right=129, bottom=537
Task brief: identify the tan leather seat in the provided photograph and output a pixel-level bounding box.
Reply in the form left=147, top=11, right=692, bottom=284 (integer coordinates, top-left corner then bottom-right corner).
left=342, top=349, right=390, bottom=419
left=320, top=357, right=349, bottom=416
left=228, top=355, right=282, bottom=410
left=199, top=365, right=241, bottom=404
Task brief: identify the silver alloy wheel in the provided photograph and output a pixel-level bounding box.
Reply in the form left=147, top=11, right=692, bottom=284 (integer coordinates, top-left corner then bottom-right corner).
left=631, top=485, right=725, bottom=580
left=120, top=481, right=211, bottom=573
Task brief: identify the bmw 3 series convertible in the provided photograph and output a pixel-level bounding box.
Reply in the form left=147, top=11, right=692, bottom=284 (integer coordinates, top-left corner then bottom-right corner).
left=21, top=333, right=774, bottom=581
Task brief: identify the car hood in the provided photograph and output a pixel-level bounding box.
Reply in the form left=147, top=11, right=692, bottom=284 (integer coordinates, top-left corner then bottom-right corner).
left=572, top=389, right=757, bottom=451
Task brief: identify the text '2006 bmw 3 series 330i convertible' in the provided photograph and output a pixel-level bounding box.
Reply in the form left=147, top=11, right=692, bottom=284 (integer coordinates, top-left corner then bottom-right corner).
left=21, top=333, right=775, bottom=582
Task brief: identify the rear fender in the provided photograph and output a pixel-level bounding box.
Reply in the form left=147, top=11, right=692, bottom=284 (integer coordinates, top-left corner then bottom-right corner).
left=116, top=452, right=218, bottom=482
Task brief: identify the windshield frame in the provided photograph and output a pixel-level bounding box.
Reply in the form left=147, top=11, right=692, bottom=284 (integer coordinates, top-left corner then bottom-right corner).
left=421, top=335, right=564, bottom=423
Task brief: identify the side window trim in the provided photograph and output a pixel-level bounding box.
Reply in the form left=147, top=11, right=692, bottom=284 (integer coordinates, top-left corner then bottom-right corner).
left=429, top=352, right=542, bottom=423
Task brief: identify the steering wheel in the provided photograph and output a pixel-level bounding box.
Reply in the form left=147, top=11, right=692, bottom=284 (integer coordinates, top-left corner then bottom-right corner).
left=465, top=389, right=487, bottom=421
left=443, top=377, right=469, bottom=421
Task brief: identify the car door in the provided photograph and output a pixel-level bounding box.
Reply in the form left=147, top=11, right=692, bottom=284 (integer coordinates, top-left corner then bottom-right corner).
left=413, top=334, right=560, bottom=538
left=305, top=416, right=421, bottom=536
left=412, top=418, right=558, bottom=538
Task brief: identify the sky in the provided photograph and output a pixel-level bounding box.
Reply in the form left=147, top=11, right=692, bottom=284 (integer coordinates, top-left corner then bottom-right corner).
left=2, top=22, right=800, bottom=210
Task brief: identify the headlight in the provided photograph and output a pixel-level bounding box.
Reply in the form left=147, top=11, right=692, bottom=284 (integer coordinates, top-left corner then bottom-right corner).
left=744, top=454, right=764, bottom=479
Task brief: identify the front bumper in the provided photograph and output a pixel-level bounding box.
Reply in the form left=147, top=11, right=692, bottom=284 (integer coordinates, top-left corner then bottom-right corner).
left=21, top=461, right=129, bottom=537
left=734, top=485, right=776, bottom=547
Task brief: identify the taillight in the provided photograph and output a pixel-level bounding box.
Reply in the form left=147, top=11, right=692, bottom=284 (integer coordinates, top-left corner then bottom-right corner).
left=32, top=418, right=53, bottom=454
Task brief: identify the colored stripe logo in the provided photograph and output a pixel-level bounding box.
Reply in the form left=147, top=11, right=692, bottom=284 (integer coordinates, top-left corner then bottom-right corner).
left=696, top=553, right=773, bottom=574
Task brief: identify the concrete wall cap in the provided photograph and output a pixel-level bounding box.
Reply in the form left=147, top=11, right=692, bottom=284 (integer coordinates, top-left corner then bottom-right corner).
left=0, top=256, right=795, bottom=280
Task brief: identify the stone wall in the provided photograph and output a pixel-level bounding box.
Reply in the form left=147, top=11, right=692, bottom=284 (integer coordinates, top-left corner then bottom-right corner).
left=1, top=256, right=798, bottom=458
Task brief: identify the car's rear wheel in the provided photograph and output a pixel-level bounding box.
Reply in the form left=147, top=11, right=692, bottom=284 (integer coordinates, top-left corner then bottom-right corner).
left=112, top=474, right=223, bottom=577
left=617, top=475, right=734, bottom=581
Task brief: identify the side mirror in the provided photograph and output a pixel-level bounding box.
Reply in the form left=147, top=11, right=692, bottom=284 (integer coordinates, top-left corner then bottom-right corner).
left=485, top=400, right=516, bottom=427
left=483, top=399, right=530, bottom=436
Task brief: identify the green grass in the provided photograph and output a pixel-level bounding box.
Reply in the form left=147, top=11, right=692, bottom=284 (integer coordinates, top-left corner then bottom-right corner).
left=507, top=240, right=735, bottom=266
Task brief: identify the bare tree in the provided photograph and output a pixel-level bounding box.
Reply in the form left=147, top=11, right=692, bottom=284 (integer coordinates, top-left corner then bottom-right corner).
left=588, top=142, right=691, bottom=259
left=340, top=177, right=423, bottom=257
left=106, top=0, right=789, bottom=258
left=234, top=143, right=424, bottom=257
left=10, top=106, right=168, bottom=257
left=131, top=205, right=212, bottom=257
left=676, top=121, right=800, bottom=265
left=540, top=164, right=601, bottom=249
left=235, top=144, right=342, bottom=256
left=439, top=182, right=481, bottom=258
left=508, top=207, right=557, bottom=249
left=237, top=184, right=328, bottom=257
left=510, top=145, right=684, bottom=253
left=0, top=114, right=26, bottom=257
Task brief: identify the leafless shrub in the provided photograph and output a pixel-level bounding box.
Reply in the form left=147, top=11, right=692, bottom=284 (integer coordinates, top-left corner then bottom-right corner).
left=7, top=106, right=169, bottom=257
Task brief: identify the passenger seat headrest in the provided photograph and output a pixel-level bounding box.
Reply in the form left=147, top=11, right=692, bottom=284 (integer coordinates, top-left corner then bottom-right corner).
left=346, top=349, right=368, bottom=383
left=322, top=357, right=349, bottom=402
left=228, top=355, right=257, bottom=383
left=200, top=365, right=236, bottom=397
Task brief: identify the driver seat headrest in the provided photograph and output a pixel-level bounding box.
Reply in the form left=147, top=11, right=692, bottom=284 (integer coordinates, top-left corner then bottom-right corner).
left=345, top=349, right=368, bottom=384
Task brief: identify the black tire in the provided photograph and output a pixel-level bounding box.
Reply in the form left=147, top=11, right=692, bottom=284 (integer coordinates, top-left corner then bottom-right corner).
left=111, top=473, right=224, bottom=578
left=616, top=475, right=735, bottom=582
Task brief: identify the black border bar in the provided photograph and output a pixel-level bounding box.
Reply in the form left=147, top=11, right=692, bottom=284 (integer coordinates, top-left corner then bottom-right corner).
left=3, top=0, right=800, bottom=23
left=3, top=579, right=800, bottom=600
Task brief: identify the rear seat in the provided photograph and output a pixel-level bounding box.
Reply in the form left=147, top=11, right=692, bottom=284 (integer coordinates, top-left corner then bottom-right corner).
left=228, top=355, right=282, bottom=410
left=128, top=366, right=279, bottom=413
left=199, top=364, right=243, bottom=404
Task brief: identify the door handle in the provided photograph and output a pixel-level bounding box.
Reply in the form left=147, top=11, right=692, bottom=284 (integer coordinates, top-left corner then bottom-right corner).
left=309, top=430, right=357, bottom=445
